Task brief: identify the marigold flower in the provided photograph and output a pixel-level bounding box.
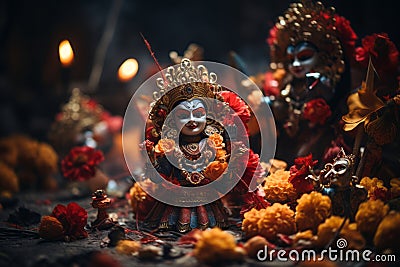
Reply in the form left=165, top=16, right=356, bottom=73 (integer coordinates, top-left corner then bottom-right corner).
left=208, top=133, right=224, bottom=149
left=245, top=203, right=296, bottom=241
left=263, top=170, right=297, bottom=203
left=0, top=161, right=19, bottom=195
left=360, top=177, right=388, bottom=201
left=296, top=192, right=331, bottom=233
left=35, top=143, right=58, bottom=176
left=154, top=138, right=175, bottom=154
left=293, top=230, right=317, bottom=247
left=215, top=148, right=227, bottom=161
left=193, top=228, right=245, bottom=264
left=355, top=199, right=389, bottom=240
left=243, top=236, right=269, bottom=259
left=390, top=178, right=400, bottom=199
left=38, top=215, right=64, bottom=241
left=316, top=216, right=365, bottom=250
left=0, top=137, right=18, bottom=167
left=242, top=208, right=266, bottom=238
left=374, top=211, right=400, bottom=252
left=204, top=161, right=228, bottom=181
left=116, top=240, right=141, bottom=255
left=61, top=146, right=104, bottom=181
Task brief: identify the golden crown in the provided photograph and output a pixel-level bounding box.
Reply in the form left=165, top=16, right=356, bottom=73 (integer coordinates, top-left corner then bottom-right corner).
left=269, top=0, right=344, bottom=85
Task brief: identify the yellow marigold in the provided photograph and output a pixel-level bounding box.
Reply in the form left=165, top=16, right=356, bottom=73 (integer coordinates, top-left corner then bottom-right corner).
left=38, top=215, right=64, bottom=241
left=360, top=177, right=387, bottom=198
left=355, top=199, right=389, bottom=240
left=0, top=161, right=19, bottom=195
left=374, top=211, right=400, bottom=253
left=35, top=142, right=58, bottom=176
left=154, top=138, right=175, bottom=154
left=242, top=208, right=266, bottom=238
left=263, top=170, right=297, bottom=203
left=204, top=161, right=228, bottom=181
left=129, top=179, right=154, bottom=213
left=263, top=158, right=287, bottom=174
left=193, top=228, right=245, bottom=264
left=10, top=134, right=38, bottom=168
left=256, top=203, right=296, bottom=241
left=293, top=230, right=317, bottom=247
left=208, top=133, right=224, bottom=149
left=215, top=148, right=227, bottom=161
left=316, top=216, right=365, bottom=250
left=296, top=192, right=331, bottom=233
left=116, top=240, right=141, bottom=255
left=390, top=178, right=400, bottom=198
left=243, top=236, right=269, bottom=259
left=0, top=137, right=18, bottom=167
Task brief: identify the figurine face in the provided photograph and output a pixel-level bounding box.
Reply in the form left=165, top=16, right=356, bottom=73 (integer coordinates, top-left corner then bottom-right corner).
left=174, top=99, right=207, bottom=136
left=324, top=157, right=352, bottom=187
left=287, top=42, right=318, bottom=79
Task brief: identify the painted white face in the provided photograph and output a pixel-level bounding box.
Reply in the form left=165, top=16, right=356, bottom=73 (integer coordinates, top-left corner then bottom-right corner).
left=287, top=42, right=318, bottom=79
left=174, top=99, right=207, bottom=136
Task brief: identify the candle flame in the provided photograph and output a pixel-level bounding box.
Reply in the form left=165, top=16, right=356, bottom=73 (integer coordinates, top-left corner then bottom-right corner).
left=118, top=58, right=139, bottom=82
left=59, top=40, right=74, bottom=67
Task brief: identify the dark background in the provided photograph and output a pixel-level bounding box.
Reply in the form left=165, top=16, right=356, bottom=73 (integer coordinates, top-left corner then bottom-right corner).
left=0, top=0, right=398, bottom=140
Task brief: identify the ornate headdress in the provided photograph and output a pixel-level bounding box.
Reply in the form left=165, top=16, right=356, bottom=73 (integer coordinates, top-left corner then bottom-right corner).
left=148, top=59, right=228, bottom=138
left=268, top=0, right=345, bottom=86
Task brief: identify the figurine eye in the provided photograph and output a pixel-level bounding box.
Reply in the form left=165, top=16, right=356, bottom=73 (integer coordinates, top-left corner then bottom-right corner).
left=333, top=163, right=348, bottom=175
left=296, top=49, right=315, bottom=61
left=193, top=107, right=206, bottom=118
left=176, top=110, right=190, bottom=120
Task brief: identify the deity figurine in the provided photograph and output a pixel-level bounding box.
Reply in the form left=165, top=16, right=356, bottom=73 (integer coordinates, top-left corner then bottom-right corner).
left=263, top=0, right=358, bottom=165
left=307, top=148, right=367, bottom=220
left=136, top=59, right=264, bottom=232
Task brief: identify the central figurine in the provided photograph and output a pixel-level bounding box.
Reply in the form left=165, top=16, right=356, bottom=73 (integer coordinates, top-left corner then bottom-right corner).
left=136, top=59, right=264, bottom=232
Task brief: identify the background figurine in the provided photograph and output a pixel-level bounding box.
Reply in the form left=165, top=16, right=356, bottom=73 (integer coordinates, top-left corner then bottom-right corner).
left=90, top=189, right=115, bottom=230
left=307, top=148, right=367, bottom=220
left=261, top=0, right=358, bottom=166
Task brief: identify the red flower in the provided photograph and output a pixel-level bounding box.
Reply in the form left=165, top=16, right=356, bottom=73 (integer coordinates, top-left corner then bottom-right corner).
left=235, top=149, right=265, bottom=193
left=220, top=91, right=251, bottom=124
left=334, top=15, right=358, bottom=60
left=240, top=189, right=270, bottom=216
left=266, top=25, right=278, bottom=46
left=61, top=146, right=104, bottom=181
left=355, top=33, right=399, bottom=76
left=323, top=136, right=351, bottom=164
left=263, top=71, right=280, bottom=97
left=51, top=202, right=88, bottom=240
left=303, top=98, right=332, bottom=125
left=289, top=154, right=318, bottom=194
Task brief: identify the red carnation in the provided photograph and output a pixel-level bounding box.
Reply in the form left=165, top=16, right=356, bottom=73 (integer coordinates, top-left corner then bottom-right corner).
left=235, top=149, right=265, bottom=193
left=240, top=188, right=270, bottom=216
left=61, top=146, right=104, bottom=181
left=220, top=91, right=251, bottom=124
left=289, top=154, right=317, bottom=194
left=355, top=33, right=399, bottom=75
left=334, top=14, right=358, bottom=61
left=303, top=98, right=332, bottom=125
left=51, top=202, right=88, bottom=240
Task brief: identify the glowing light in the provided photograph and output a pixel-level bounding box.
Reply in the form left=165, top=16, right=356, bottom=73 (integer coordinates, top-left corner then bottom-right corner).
left=118, top=58, right=139, bottom=82
left=59, top=40, right=74, bottom=67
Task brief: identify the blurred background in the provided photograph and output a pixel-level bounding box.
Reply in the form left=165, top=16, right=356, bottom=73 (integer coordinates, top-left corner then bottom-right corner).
left=0, top=0, right=398, bottom=141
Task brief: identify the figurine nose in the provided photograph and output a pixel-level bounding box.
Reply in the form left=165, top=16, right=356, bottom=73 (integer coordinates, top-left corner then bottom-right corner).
left=292, top=58, right=301, bottom=67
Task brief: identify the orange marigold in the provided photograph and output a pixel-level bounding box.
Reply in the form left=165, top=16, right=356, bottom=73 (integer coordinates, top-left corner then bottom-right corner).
left=0, top=137, right=18, bottom=167
left=208, top=133, right=224, bottom=149
left=256, top=203, right=296, bottom=241
left=263, top=170, right=297, bottom=203
left=38, top=215, right=64, bottom=241
left=0, top=161, right=19, bottom=195
left=154, top=138, right=175, bottom=154
left=116, top=240, right=141, bottom=255
left=390, top=178, right=400, bottom=199
left=129, top=179, right=155, bottom=213
left=193, top=228, right=245, bottom=264
left=355, top=199, right=389, bottom=240
left=295, top=192, right=331, bottom=233
left=204, top=161, right=228, bottom=181
left=360, top=177, right=387, bottom=199
left=242, top=208, right=267, bottom=238
left=374, top=211, right=400, bottom=252
left=316, top=216, right=365, bottom=250
left=35, top=142, right=59, bottom=176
